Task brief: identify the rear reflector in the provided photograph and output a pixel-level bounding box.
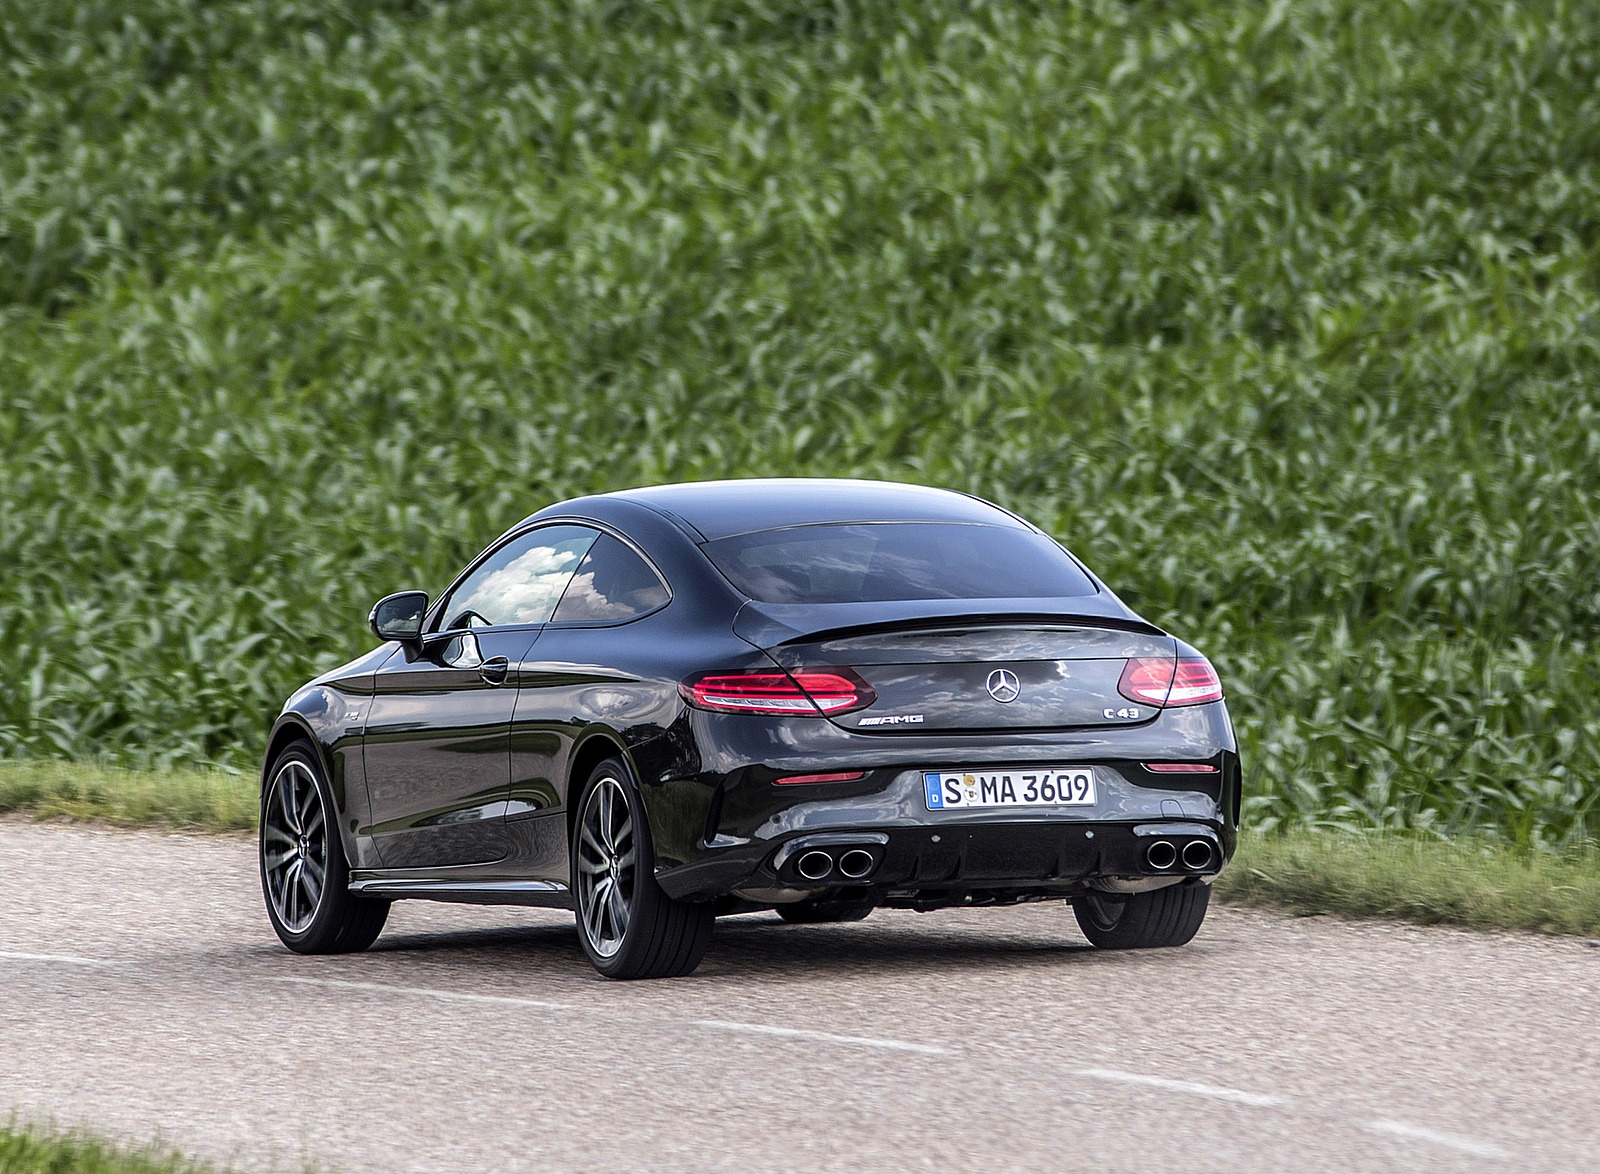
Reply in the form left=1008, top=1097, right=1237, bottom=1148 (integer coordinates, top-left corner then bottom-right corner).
left=1118, top=656, right=1223, bottom=708
left=680, top=668, right=877, bottom=716
left=774, top=771, right=868, bottom=785
left=1143, top=763, right=1219, bottom=774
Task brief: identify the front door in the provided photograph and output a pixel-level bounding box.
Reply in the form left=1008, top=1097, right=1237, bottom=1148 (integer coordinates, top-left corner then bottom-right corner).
left=363, top=628, right=539, bottom=869
left=361, top=523, right=603, bottom=870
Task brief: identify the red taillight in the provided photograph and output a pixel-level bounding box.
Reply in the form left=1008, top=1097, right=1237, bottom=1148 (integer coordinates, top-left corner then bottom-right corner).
left=1118, top=657, right=1175, bottom=705
left=680, top=669, right=877, bottom=716
left=1118, top=656, right=1223, bottom=708
left=1168, top=657, right=1223, bottom=705
left=1143, top=762, right=1219, bottom=774
left=774, top=771, right=868, bottom=785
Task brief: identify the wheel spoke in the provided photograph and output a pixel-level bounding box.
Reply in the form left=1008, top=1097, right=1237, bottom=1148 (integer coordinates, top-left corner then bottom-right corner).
left=296, top=770, right=321, bottom=831
left=265, top=848, right=296, bottom=871
left=598, top=784, right=615, bottom=852
left=608, top=879, right=628, bottom=934
left=278, top=776, right=301, bottom=835
left=303, top=853, right=325, bottom=891
left=284, top=859, right=302, bottom=923
left=586, top=878, right=610, bottom=941
left=264, top=825, right=294, bottom=847
left=580, top=824, right=606, bottom=862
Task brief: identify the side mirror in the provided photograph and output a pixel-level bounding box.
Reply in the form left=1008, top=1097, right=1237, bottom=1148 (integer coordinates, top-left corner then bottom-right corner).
left=369, top=591, right=428, bottom=643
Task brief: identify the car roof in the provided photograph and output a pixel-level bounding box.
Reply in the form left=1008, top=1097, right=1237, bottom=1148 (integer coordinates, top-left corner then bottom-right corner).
left=597, top=478, right=1029, bottom=541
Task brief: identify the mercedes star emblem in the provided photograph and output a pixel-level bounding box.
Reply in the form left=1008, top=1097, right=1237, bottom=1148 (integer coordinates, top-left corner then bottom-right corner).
left=985, top=669, right=1020, bottom=703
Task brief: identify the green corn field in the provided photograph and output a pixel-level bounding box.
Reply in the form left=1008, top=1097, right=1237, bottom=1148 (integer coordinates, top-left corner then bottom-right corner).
left=2, top=0, right=1598, bottom=846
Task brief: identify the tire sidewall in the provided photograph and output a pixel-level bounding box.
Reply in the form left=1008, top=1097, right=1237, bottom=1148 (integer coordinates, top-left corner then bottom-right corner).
left=1074, top=883, right=1210, bottom=949
left=1077, top=892, right=1129, bottom=935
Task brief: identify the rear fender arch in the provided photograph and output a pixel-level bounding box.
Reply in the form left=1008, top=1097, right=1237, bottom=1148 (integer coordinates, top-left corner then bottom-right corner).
left=564, top=729, right=631, bottom=848
left=564, top=726, right=716, bottom=880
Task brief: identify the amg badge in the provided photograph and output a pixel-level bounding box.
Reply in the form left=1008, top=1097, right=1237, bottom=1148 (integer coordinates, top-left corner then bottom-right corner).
left=857, top=713, right=925, bottom=727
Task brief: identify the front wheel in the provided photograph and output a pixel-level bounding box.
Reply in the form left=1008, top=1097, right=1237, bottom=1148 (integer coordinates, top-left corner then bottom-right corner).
left=571, top=757, right=714, bottom=979
left=260, top=744, right=390, bottom=954
left=1074, top=883, right=1210, bottom=949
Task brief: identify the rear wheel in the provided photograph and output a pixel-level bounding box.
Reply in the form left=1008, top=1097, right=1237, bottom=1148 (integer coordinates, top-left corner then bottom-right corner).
left=776, top=899, right=874, bottom=924
left=572, top=757, right=714, bottom=979
left=1074, top=884, right=1209, bottom=949
left=260, top=745, right=390, bottom=954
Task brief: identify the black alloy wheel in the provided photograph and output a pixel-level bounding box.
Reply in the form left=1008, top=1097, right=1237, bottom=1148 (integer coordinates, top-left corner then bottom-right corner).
left=572, top=756, right=714, bottom=979
left=1073, top=883, right=1210, bottom=949
left=260, top=745, right=390, bottom=954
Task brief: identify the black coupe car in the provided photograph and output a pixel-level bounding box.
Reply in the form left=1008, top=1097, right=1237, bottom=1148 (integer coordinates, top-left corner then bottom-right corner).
left=259, top=479, right=1239, bottom=978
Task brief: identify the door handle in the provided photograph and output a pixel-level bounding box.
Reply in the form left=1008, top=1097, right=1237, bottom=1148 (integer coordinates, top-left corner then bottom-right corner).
left=479, top=656, right=510, bottom=686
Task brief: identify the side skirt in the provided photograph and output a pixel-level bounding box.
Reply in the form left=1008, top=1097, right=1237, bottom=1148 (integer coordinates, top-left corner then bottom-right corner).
left=347, top=877, right=574, bottom=910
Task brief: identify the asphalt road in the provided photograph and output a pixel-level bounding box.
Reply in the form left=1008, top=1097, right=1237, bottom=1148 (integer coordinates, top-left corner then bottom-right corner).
left=2, top=821, right=1597, bottom=1173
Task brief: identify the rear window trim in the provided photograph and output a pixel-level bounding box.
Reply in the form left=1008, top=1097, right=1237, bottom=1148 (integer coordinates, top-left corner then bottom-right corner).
left=698, top=517, right=1031, bottom=543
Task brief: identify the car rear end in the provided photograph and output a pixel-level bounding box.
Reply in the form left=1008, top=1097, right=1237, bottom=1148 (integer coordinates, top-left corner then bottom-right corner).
left=646, top=517, right=1239, bottom=913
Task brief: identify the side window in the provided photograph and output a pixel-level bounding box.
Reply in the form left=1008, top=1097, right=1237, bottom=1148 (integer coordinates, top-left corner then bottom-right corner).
left=438, top=525, right=599, bottom=630
left=550, top=534, right=670, bottom=624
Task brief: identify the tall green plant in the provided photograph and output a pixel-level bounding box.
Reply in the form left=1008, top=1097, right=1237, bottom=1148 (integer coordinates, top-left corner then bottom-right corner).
left=3, top=0, right=1599, bottom=843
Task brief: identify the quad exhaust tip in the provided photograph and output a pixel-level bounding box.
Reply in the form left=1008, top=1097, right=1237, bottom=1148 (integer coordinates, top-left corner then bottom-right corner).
left=795, top=850, right=834, bottom=881
left=837, top=848, right=876, bottom=879
left=1145, top=840, right=1178, bottom=871
left=1145, top=838, right=1216, bottom=872
left=1182, top=840, right=1215, bottom=871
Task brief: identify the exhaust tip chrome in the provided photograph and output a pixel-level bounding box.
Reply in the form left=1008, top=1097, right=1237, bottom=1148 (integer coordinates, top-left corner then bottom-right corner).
left=1182, top=840, right=1214, bottom=871
left=837, top=848, right=876, bottom=879
left=795, top=850, right=834, bottom=881
left=1145, top=840, right=1178, bottom=871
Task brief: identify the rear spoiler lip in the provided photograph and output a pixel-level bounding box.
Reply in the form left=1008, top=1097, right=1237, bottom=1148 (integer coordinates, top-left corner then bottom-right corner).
left=732, top=598, right=1168, bottom=650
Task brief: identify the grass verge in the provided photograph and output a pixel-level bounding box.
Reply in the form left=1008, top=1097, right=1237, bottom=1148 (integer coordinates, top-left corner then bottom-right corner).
left=1219, top=832, right=1600, bottom=938
left=4, top=761, right=1596, bottom=938
left=0, top=1124, right=220, bottom=1174
left=0, top=761, right=255, bottom=832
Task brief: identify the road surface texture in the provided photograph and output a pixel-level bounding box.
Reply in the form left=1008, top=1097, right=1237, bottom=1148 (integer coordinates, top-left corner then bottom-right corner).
left=1, top=820, right=1595, bottom=1173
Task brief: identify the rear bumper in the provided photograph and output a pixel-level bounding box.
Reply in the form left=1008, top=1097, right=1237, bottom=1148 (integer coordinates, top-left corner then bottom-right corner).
left=635, top=698, right=1240, bottom=903
left=656, top=814, right=1226, bottom=902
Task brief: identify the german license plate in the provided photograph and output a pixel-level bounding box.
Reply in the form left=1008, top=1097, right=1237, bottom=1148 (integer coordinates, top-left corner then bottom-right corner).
left=923, top=767, right=1096, bottom=810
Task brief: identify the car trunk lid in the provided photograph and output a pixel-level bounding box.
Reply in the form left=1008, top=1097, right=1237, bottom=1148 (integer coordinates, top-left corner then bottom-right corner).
left=734, top=600, right=1175, bottom=733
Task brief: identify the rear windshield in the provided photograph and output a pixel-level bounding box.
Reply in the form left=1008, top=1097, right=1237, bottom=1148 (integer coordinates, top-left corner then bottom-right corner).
left=702, top=522, right=1098, bottom=604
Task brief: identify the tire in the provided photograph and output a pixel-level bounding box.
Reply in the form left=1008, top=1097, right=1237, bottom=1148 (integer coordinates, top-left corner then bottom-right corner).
left=260, top=744, right=390, bottom=954
left=571, top=756, right=714, bottom=979
left=1073, top=883, right=1210, bottom=949
left=776, top=900, right=874, bottom=924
